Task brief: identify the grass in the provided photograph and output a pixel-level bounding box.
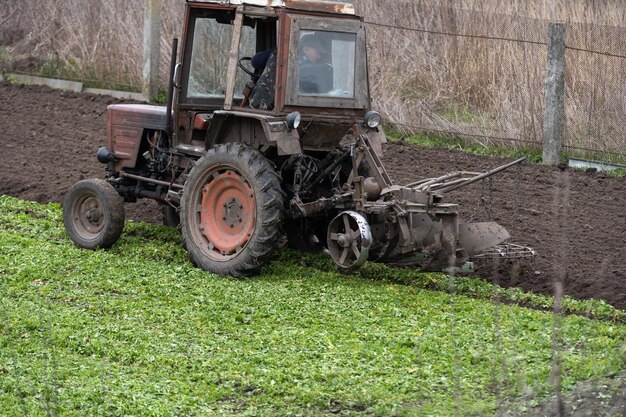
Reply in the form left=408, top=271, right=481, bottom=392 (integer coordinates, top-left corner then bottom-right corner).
left=385, top=129, right=544, bottom=163
left=387, top=129, right=626, bottom=175
left=0, top=195, right=625, bottom=416
left=151, top=89, right=168, bottom=104
left=33, top=54, right=141, bottom=93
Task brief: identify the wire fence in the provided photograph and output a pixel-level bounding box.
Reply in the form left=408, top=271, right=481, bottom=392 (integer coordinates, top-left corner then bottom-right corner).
left=362, top=3, right=626, bottom=162
left=1, top=1, right=624, bottom=162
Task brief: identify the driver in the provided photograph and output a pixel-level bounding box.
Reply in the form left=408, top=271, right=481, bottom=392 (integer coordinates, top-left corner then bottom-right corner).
left=298, top=35, right=332, bottom=94
left=300, top=37, right=324, bottom=65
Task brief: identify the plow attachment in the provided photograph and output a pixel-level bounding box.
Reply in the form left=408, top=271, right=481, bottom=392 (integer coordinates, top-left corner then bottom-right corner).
left=320, top=134, right=534, bottom=272
left=471, top=243, right=536, bottom=260
left=458, top=222, right=510, bottom=257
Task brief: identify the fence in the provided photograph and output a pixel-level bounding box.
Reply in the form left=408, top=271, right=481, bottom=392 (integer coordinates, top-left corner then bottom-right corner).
left=1, top=1, right=624, bottom=161
left=0, top=0, right=186, bottom=93
left=361, top=1, right=626, bottom=162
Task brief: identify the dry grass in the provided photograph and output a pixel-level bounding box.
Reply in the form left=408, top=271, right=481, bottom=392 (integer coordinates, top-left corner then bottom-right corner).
left=0, top=0, right=185, bottom=89
left=1, top=0, right=624, bottom=158
left=418, top=0, right=625, bottom=26
left=357, top=0, right=625, bottom=158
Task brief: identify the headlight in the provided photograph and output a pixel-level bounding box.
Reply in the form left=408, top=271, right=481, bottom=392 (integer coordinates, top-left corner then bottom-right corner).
left=363, top=111, right=381, bottom=129
left=286, top=111, right=301, bottom=130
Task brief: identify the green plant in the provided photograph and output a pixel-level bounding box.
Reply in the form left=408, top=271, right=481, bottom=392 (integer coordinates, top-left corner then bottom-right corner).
left=4, top=74, right=21, bottom=85
left=437, top=103, right=492, bottom=125
left=0, top=196, right=624, bottom=416
left=388, top=130, right=544, bottom=163
left=150, top=89, right=168, bottom=104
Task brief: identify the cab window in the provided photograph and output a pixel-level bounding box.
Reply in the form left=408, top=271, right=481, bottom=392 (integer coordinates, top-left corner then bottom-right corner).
left=286, top=16, right=368, bottom=109
left=297, top=30, right=356, bottom=98
left=182, top=10, right=253, bottom=103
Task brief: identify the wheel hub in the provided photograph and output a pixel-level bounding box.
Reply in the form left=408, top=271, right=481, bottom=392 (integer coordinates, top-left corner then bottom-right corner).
left=76, top=196, right=104, bottom=234
left=199, top=170, right=255, bottom=255
left=336, top=233, right=351, bottom=248
left=222, top=197, right=244, bottom=228
left=85, top=207, right=101, bottom=223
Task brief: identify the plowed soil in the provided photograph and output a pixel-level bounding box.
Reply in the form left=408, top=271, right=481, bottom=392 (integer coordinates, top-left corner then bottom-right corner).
left=1, top=82, right=625, bottom=310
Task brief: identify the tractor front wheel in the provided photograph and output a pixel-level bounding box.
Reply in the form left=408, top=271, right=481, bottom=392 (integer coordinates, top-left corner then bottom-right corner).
left=63, top=179, right=125, bottom=249
left=181, top=144, right=284, bottom=276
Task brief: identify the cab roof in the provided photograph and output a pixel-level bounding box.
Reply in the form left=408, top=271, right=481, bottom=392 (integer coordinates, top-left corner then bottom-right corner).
left=186, top=0, right=355, bottom=15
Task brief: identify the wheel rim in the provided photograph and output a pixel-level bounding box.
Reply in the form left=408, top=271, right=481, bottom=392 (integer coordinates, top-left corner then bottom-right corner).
left=71, top=193, right=105, bottom=239
left=327, top=211, right=372, bottom=269
left=195, top=167, right=256, bottom=259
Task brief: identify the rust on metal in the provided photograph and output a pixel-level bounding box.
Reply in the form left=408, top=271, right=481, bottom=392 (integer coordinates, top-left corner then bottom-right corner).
left=200, top=169, right=256, bottom=255
left=193, top=113, right=211, bottom=130
left=106, top=104, right=169, bottom=170
left=187, top=0, right=355, bottom=15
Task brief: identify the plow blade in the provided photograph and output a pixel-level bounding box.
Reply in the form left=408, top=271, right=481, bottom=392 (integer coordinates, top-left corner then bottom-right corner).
left=458, top=222, right=510, bottom=256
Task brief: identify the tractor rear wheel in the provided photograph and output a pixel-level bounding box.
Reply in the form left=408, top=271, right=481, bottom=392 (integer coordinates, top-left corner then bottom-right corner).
left=63, top=179, right=125, bottom=249
left=181, top=144, right=284, bottom=276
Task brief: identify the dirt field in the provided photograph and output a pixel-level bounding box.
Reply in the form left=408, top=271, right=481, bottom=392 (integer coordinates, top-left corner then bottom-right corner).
left=1, top=82, right=624, bottom=310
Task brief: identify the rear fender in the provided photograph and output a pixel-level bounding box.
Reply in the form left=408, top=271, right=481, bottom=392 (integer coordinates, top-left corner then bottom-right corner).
left=206, top=111, right=301, bottom=155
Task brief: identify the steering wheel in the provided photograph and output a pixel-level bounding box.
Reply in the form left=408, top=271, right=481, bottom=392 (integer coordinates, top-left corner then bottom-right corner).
left=238, top=56, right=256, bottom=77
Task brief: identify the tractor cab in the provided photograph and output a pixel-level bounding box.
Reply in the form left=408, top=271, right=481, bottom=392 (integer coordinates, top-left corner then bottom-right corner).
left=173, top=0, right=381, bottom=156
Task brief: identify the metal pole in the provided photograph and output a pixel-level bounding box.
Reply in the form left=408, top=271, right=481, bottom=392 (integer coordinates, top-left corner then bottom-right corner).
left=438, top=157, right=526, bottom=194
left=165, top=38, right=178, bottom=136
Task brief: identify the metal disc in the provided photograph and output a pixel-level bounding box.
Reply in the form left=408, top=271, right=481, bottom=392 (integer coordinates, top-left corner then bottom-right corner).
left=326, top=211, right=372, bottom=270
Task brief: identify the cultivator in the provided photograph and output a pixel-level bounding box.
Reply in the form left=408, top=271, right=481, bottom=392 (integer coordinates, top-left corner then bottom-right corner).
left=312, top=133, right=531, bottom=272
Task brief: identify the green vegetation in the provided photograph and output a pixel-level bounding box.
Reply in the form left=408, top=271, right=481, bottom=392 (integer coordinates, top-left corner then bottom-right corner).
left=1, top=196, right=624, bottom=416
left=604, top=168, right=626, bottom=177
left=3, top=74, right=21, bottom=86
left=151, top=89, right=168, bottom=104
left=35, top=56, right=140, bottom=93
left=388, top=130, right=626, bottom=174
left=386, top=129, right=544, bottom=163
left=437, top=103, right=492, bottom=126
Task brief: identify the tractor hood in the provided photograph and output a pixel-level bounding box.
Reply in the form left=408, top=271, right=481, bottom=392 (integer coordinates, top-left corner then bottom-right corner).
left=106, top=104, right=169, bottom=169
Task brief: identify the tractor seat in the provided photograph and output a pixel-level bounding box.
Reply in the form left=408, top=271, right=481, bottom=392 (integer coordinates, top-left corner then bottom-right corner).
left=247, top=49, right=277, bottom=110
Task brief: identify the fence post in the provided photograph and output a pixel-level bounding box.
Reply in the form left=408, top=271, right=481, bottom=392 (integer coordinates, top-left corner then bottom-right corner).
left=143, top=0, right=162, bottom=101
left=542, top=22, right=566, bottom=165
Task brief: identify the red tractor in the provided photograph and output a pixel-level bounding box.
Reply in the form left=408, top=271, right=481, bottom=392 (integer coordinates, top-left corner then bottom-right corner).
left=63, top=0, right=526, bottom=276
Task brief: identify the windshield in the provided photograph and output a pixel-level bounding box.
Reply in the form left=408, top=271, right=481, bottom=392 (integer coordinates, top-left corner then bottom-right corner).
left=186, top=15, right=254, bottom=100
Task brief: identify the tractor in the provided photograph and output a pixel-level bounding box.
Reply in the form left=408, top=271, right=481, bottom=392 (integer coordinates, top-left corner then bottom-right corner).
left=63, top=0, right=530, bottom=276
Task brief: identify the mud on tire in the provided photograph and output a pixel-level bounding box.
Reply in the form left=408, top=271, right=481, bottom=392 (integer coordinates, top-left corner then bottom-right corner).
left=181, top=143, right=284, bottom=277
left=63, top=178, right=125, bottom=249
